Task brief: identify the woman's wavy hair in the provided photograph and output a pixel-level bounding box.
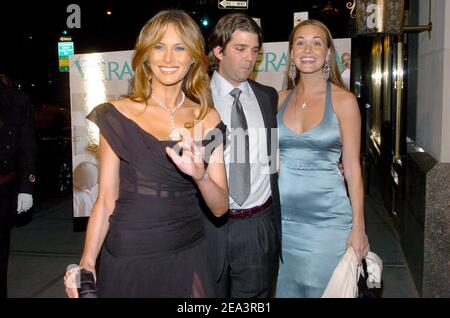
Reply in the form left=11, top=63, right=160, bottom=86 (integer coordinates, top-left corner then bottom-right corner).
left=127, top=10, right=212, bottom=126
left=288, top=19, right=346, bottom=90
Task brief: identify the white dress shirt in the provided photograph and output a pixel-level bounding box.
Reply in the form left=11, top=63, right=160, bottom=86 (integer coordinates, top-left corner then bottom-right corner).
left=211, top=71, right=271, bottom=209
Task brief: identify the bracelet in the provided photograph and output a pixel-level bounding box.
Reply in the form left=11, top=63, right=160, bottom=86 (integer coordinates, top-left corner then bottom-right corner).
left=193, top=171, right=208, bottom=182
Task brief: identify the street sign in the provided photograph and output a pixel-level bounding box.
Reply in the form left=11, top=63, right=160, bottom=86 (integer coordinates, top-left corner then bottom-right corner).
left=58, top=41, right=74, bottom=72
left=58, top=41, right=74, bottom=57
left=294, top=12, right=309, bottom=27
left=218, top=0, right=248, bottom=10
left=59, top=56, right=69, bottom=72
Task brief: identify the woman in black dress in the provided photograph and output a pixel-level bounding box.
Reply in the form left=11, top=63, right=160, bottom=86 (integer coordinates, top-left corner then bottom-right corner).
left=64, top=10, right=228, bottom=298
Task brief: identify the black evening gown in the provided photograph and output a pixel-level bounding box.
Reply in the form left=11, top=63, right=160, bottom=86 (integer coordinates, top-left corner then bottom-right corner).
left=86, top=102, right=226, bottom=298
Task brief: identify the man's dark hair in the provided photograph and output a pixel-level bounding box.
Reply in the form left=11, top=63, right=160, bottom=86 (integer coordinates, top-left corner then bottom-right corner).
left=208, top=13, right=263, bottom=72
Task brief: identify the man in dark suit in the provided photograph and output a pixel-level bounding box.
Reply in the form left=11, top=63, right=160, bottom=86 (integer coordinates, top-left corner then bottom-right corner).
left=0, top=76, right=37, bottom=297
left=205, top=13, right=281, bottom=297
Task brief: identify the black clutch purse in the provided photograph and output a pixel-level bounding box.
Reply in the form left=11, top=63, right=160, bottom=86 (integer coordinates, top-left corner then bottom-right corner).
left=77, top=268, right=98, bottom=298
left=358, top=258, right=383, bottom=298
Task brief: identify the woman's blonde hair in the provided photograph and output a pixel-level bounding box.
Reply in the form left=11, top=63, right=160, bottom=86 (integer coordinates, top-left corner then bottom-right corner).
left=128, top=10, right=212, bottom=126
left=288, top=19, right=346, bottom=90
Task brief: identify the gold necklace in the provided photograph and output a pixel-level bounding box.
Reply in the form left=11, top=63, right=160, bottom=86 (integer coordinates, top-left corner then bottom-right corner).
left=295, top=91, right=307, bottom=110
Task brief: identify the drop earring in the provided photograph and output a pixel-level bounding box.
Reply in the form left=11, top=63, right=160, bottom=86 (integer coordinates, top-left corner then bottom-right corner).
left=322, top=61, right=330, bottom=80
left=289, top=59, right=297, bottom=85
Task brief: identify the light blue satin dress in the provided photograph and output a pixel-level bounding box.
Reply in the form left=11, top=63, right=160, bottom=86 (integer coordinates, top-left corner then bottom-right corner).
left=276, top=81, right=352, bottom=298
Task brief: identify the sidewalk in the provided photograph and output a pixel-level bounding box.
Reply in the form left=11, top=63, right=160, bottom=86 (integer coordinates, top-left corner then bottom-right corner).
left=363, top=190, right=419, bottom=298
left=7, top=190, right=419, bottom=298
left=8, top=196, right=84, bottom=298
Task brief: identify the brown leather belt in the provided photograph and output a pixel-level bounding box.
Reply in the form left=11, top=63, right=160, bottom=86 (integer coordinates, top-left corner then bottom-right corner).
left=228, top=197, right=272, bottom=219
left=0, top=171, right=16, bottom=185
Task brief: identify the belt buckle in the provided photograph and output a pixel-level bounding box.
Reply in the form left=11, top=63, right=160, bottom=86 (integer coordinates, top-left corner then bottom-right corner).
left=241, top=209, right=252, bottom=218
left=229, top=208, right=249, bottom=219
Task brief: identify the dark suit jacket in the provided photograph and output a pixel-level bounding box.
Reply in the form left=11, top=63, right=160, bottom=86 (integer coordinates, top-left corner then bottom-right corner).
left=0, top=82, right=37, bottom=194
left=248, top=79, right=281, bottom=253
left=204, top=79, right=281, bottom=280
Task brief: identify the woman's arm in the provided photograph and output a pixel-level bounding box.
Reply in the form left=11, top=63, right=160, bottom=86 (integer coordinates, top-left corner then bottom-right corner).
left=194, top=140, right=228, bottom=217
left=65, top=135, right=119, bottom=297
left=334, top=90, right=369, bottom=262
left=80, top=135, right=119, bottom=266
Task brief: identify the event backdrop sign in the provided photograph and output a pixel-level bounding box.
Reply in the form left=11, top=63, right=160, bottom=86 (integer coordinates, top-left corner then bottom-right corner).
left=69, top=40, right=351, bottom=217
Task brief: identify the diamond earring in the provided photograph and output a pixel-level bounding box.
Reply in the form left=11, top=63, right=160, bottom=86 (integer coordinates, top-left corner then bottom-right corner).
left=323, top=61, right=330, bottom=80
left=289, top=60, right=297, bottom=84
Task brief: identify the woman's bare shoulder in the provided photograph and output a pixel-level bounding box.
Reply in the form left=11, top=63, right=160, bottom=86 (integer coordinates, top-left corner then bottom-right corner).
left=331, top=84, right=357, bottom=107
left=109, top=98, right=144, bottom=117
left=330, top=84, right=359, bottom=116
left=203, top=107, right=222, bottom=128
left=277, top=89, right=291, bottom=110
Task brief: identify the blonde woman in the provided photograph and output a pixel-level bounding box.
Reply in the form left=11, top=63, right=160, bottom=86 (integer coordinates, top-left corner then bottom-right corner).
left=64, top=10, right=228, bottom=298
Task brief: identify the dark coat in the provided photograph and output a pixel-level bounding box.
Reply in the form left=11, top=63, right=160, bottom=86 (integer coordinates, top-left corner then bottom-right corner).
left=0, top=82, right=37, bottom=194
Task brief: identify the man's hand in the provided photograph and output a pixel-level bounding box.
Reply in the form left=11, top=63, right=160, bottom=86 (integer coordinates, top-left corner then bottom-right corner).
left=17, top=193, right=33, bottom=213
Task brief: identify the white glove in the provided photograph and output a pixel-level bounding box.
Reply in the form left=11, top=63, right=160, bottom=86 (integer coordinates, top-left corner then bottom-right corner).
left=17, top=193, right=33, bottom=214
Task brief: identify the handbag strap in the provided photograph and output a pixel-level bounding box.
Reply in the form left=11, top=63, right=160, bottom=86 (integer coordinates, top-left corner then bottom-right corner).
left=361, top=258, right=369, bottom=277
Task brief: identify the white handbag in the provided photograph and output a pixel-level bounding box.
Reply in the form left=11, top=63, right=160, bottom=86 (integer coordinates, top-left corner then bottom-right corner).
left=322, top=247, right=382, bottom=298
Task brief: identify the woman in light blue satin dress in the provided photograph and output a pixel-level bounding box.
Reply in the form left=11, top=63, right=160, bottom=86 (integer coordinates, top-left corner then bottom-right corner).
left=276, top=20, right=369, bottom=298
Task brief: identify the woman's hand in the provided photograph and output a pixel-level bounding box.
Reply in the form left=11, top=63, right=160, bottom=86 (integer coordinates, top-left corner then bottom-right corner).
left=166, top=129, right=206, bottom=182
left=64, top=263, right=97, bottom=298
left=347, top=228, right=369, bottom=263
